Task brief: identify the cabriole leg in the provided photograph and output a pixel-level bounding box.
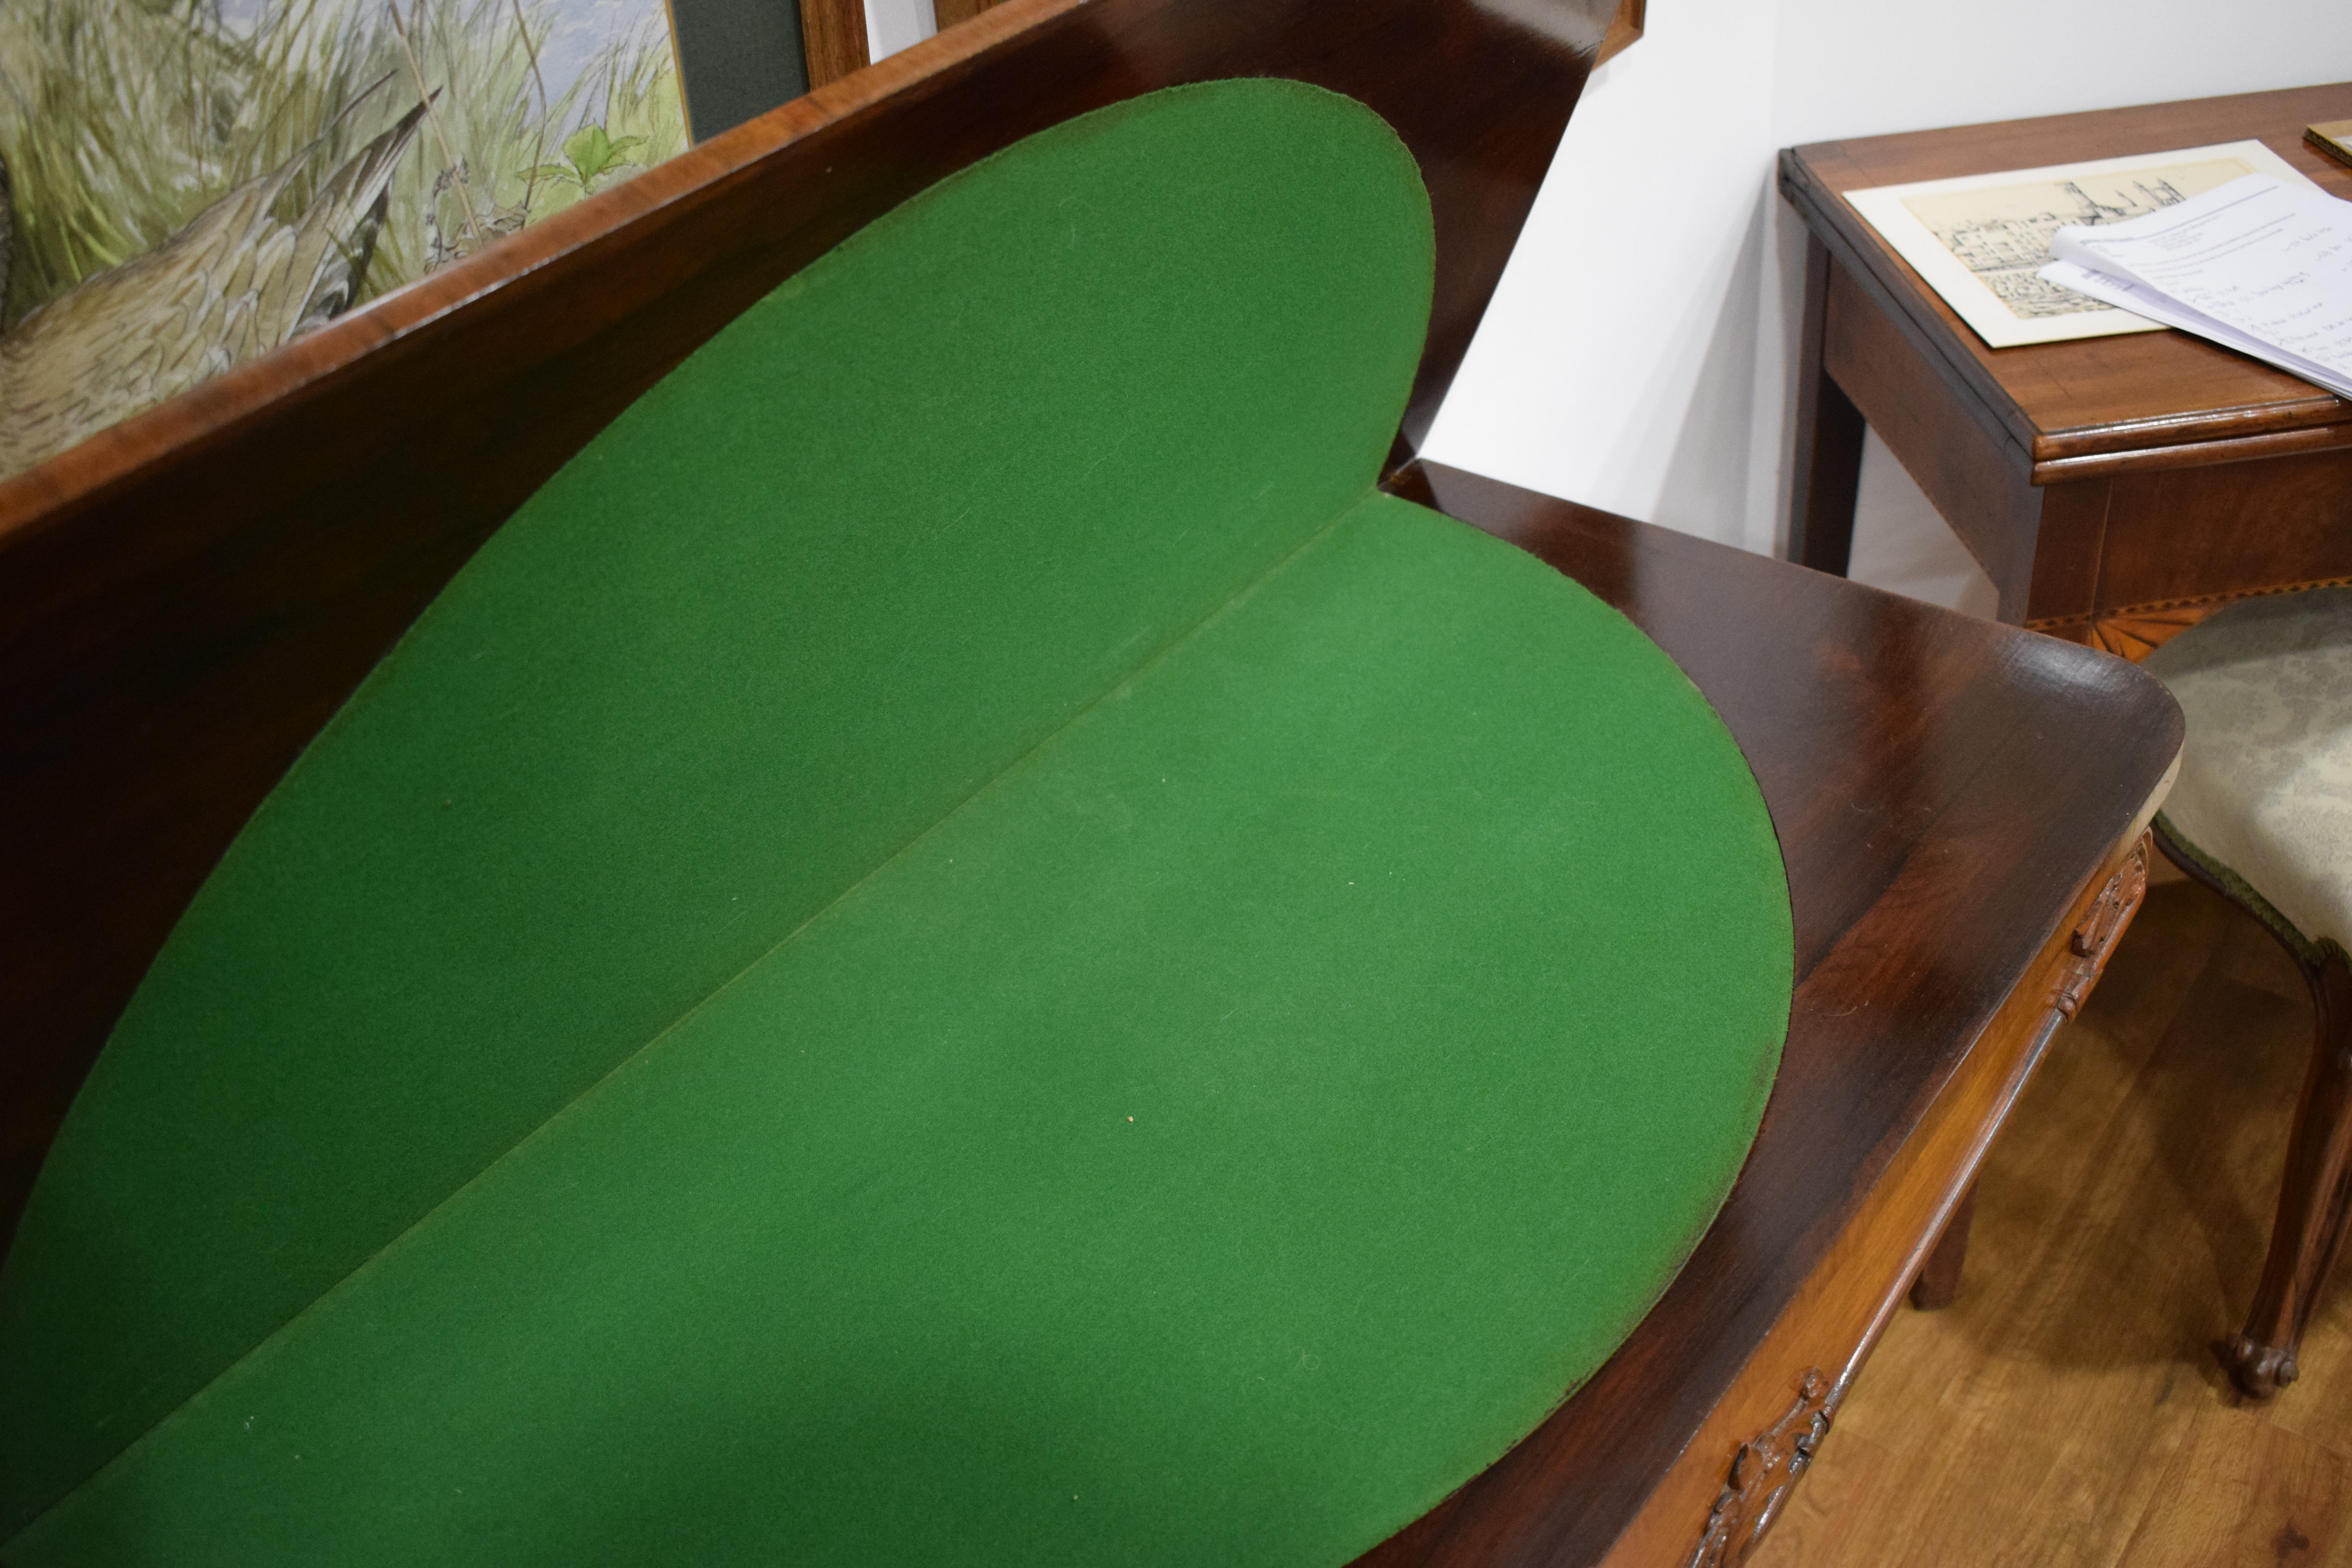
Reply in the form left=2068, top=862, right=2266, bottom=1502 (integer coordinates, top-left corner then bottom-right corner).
left=2223, top=952, right=2352, bottom=1397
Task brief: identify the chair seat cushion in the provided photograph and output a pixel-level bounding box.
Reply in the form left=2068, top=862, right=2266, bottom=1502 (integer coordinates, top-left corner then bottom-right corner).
left=0, top=81, right=1793, bottom=1568
left=2144, top=586, right=2352, bottom=955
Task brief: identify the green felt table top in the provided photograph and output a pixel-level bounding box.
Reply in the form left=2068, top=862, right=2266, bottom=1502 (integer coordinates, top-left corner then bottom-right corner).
left=0, top=81, right=1792, bottom=1565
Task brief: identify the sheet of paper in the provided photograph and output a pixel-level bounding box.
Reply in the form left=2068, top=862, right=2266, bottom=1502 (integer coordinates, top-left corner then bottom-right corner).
left=2043, top=174, right=2352, bottom=390
left=2040, top=258, right=2352, bottom=398
left=1842, top=140, right=2320, bottom=348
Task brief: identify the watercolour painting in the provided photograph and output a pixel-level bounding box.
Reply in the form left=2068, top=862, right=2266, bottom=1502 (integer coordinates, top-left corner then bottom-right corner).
left=0, top=0, right=691, bottom=480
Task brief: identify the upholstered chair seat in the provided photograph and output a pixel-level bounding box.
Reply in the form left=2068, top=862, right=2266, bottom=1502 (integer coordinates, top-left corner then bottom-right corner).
left=2144, top=587, right=2352, bottom=1397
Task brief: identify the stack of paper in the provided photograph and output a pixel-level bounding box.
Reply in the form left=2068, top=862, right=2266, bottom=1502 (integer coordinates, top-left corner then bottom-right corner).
left=2038, top=174, right=2352, bottom=397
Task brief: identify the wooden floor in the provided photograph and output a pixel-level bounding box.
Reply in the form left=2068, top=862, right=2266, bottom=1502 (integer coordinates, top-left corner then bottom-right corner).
left=1753, top=869, right=2352, bottom=1568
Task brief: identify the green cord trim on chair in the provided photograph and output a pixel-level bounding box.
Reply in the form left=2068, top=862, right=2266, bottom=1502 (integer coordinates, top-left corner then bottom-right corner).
left=2154, top=812, right=2349, bottom=972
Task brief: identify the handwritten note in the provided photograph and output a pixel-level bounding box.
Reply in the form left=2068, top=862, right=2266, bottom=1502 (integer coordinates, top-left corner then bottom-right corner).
left=2038, top=174, right=2352, bottom=397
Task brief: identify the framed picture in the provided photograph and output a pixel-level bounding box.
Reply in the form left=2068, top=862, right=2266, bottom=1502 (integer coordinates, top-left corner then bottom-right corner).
left=1846, top=140, right=2323, bottom=348
left=0, top=0, right=1044, bottom=483
left=0, top=0, right=693, bottom=481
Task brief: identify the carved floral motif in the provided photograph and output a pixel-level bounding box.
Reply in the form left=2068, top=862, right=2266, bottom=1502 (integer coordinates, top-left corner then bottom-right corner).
left=2050, top=837, right=2150, bottom=1021
left=1687, top=1368, right=1832, bottom=1568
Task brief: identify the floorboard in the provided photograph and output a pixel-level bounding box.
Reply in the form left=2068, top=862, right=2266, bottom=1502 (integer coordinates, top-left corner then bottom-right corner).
left=1752, top=875, right=2352, bottom=1568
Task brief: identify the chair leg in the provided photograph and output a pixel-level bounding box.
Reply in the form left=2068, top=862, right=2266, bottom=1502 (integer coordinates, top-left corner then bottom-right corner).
left=1909, top=1182, right=1976, bottom=1310
left=2222, top=951, right=2352, bottom=1398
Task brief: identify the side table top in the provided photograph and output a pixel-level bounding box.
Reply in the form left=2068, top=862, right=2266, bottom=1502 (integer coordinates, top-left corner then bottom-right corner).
left=1782, top=83, right=2352, bottom=470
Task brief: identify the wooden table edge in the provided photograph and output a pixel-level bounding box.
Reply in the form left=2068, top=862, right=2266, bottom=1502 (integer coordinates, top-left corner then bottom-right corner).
left=1382, top=459, right=2183, bottom=1565
left=1595, top=816, right=2166, bottom=1566
left=1777, top=153, right=2044, bottom=468
left=0, top=0, right=1083, bottom=548
left=1778, top=144, right=2352, bottom=470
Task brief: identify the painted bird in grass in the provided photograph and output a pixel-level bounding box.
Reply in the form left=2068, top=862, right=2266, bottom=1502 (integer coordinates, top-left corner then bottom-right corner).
left=0, top=99, right=429, bottom=482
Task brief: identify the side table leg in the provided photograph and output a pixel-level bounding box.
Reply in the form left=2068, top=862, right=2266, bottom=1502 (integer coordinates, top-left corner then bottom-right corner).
left=1788, top=233, right=1865, bottom=577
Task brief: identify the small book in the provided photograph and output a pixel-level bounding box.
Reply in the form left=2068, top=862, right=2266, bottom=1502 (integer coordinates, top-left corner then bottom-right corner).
left=2309, top=120, right=2352, bottom=173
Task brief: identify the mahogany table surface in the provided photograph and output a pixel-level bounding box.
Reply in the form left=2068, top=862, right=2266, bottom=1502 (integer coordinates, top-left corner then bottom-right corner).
left=1361, top=461, right=2176, bottom=1565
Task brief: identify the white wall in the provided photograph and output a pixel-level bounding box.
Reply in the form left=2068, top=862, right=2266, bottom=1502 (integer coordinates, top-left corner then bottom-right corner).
left=864, top=0, right=937, bottom=64
left=1423, top=0, right=2352, bottom=604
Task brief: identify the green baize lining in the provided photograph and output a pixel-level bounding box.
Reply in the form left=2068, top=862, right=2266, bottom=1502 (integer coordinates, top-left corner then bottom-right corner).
left=0, top=80, right=1793, bottom=1568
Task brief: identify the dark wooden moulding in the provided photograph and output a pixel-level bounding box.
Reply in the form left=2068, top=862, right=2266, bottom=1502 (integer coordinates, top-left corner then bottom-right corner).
left=0, top=0, right=2178, bottom=1562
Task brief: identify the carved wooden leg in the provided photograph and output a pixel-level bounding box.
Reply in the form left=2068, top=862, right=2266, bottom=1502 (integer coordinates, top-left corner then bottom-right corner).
left=1787, top=234, right=1866, bottom=578
left=2223, top=951, right=2352, bottom=1398
left=1687, top=1369, right=1832, bottom=1568
left=1908, top=1182, right=1976, bottom=1311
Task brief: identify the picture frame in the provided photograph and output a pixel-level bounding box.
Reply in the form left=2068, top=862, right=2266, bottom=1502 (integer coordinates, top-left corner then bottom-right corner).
left=0, top=0, right=695, bottom=481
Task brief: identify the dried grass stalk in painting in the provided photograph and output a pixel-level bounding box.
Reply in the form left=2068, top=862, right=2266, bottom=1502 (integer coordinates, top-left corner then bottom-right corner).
left=0, top=0, right=688, bottom=480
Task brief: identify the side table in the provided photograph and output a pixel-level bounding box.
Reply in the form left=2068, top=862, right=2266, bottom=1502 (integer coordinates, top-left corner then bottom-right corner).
left=1780, top=83, right=2352, bottom=658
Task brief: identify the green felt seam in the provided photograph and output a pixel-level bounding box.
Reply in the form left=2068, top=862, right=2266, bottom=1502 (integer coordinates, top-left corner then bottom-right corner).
left=9, top=494, right=1789, bottom=1568
left=1, top=80, right=1436, bottom=1528
left=2, top=78, right=1794, bottom=1568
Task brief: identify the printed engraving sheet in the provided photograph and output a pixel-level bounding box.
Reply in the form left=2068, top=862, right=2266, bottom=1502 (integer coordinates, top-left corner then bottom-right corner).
left=1846, top=140, right=2321, bottom=348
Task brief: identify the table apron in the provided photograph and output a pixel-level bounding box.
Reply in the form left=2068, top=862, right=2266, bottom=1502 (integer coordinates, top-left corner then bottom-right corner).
left=1597, top=829, right=2156, bottom=1568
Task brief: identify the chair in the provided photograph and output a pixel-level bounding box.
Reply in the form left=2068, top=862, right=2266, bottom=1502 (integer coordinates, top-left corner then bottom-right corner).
left=2143, top=587, right=2352, bottom=1399
left=0, top=2, right=2179, bottom=1560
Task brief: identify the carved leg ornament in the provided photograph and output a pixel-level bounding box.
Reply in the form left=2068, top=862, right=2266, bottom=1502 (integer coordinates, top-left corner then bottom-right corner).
left=2050, top=840, right=2149, bottom=1024
left=1899, top=842, right=2148, bottom=1315
left=1686, top=1369, right=1831, bottom=1568
left=2223, top=951, right=2352, bottom=1399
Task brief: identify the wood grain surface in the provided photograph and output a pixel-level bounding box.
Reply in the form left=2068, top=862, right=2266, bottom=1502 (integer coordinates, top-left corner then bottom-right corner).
left=1753, top=879, right=2352, bottom=1567
left=1782, top=83, right=2352, bottom=467
left=1596, top=0, right=1643, bottom=65
left=1782, top=83, right=2352, bottom=654
left=1908, top=1185, right=1976, bottom=1312
left=1788, top=236, right=1867, bottom=577
left=797, top=0, right=871, bottom=87
left=1359, top=462, right=2178, bottom=1565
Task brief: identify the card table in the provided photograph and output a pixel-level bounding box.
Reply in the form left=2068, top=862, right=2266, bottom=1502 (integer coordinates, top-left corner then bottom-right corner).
left=0, top=2, right=2179, bottom=1560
